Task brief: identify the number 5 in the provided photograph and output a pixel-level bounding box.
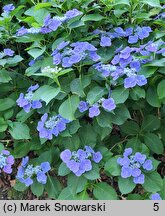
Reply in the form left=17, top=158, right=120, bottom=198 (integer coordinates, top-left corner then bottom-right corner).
left=153, top=203, right=159, bottom=211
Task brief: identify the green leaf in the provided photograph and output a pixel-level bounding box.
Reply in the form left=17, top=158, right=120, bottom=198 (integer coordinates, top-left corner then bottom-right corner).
left=27, top=47, right=46, bottom=59
left=14, top=181, right=28, bottom=192
left=82, top=14, right=104, bottom=22
left=96, top=111, right=113, bottom=128
left=157, top=80, right=165, bottom=99
left=83, top=164, right=100, bottom=180
left=110, top=105, right=131, bottom=125
left=58, top=162, right=71, bottom=176
left=141, top=115, right=161, bottom=131
left=70, top=76, right=91, bottom=97
left=120, top=121, right=140, bottom=135
left=87, top=86, right=107, bottom=105
left=58, top=187, right=77, bottom=200
left=0, top=69, right=11, bottom=83
left=145, top=59, right=165, bottom=67
left=104, top=156, right=121, bottom=176
left=130, top=86, right=145, bottom=101
left=140, top=0, right=161, bottom=8
left=143, top=172, right=163, bottom=193
left=0, top=117, right=8, bottom=132
left=6, top=55, right=23, bottom=65
left=45, top=175, right=62, bottom=199
left=35, top=2, right=52, bottom=10
left=112, top=0, right=130, bottom=6
left=146, top=87, right=161, bottom=107
left=9, top=122, right=31, bottom=140
left=59, top=95, right=80, bottom=121
left=93, top=182, right=118, bottom=200
left=32, top=85, right=60, bottom=105
left=0, top=98, right=15, bottom=111
left=0, top=143, right=4, bottom=152
left=13, top=141, right=31, bottom=158
left=67, top=174, right=87, bottom=193
left=31, top=179, right=44, bottom=197
left=118, top=177, right=136, bottom=194
left=111, top=87, right=129, bottom=104
left=143, top=133, right=164, bottom=154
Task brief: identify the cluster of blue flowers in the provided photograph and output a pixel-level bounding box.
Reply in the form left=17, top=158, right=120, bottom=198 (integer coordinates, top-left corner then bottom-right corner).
left=0, top=150, right=14, bottom=174
left=37, top=113, right=71, bottom=140
left=16, top=84, right=42, bottom=113
left=0, top=48, right=15, bottom=59
left=60, top=146, right=102, bottom=176
left=16, top=9, right=82, bottom=36
left=52, top=41, right=100, bottom=68
left=16, top=156, right=51, bottom=186
left=78, top=97, right=116, bottom=118
left=117, top=148, right=153, bottom=184
left=2, top=4, right=15, bottom=14
left=150, top=193, right=162, bottom=200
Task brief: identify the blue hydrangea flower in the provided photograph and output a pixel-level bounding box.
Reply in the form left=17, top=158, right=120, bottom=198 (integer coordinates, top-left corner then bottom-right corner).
left=3, top=4, right=15, bottom=13
left=150, top=193, right=162, bottom=200
left=16, top=84, right=42, bottom=113
left=89, top=104, right=100, bottom=118
left=3, top=49, right=15, bottom=57
left=128, top=35, right=138, bottom=44
left=16, top=156, right=51, bottom=186
left=78, top=101, right=89, bottom=113
left=64, top=9, right=83, bottom=20
left=37, top=113, right=71, bottom=140
left=60, top=146, right=102, bottom=176
left=124, top=75, right=147, bottom=88
left=0, top=150, right=14, bottom=174
left=100, top=36, right=112, bottom=47
left=52, top=41, right=100, bottom=68
left=117, top=148, right=153, bottom=185
left=16, top=26, right=28, bottom=36
left=102, top=98, right=116, bottom=112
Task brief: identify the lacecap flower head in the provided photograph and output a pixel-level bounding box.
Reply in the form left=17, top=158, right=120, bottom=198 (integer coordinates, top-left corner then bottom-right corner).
left=16, top=156, right=51, bottom=186
left=117, top=148, right=153, bottom=184
left=16, top=84, right=42, bottom=113
left=60, top=146, right=103, bottom=176
left=37, top=113, right=71, bottom=140
left=0, top=150, right=14, bottom=174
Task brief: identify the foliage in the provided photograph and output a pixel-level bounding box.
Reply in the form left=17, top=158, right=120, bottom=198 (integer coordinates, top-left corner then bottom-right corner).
left=0, top=0, right=165, bottom=200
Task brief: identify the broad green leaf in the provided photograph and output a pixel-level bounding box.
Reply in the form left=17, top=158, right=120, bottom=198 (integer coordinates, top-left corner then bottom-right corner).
left=143, top=172, right=163, bottom=193
left=45, top=175, right=62, bottom=199
left=0, top=69, right=11, bottom=83
left=32, top=85, right=60, bottom=105
left=58, top=187, right=77, bottom=200
left=105, top=156, right=121, bottom=176
left=0, top=117, right=8, bottom=132
left=9, top=122, right=31, bottom=140
left=143, top=133, right=164, bottom=154
left=59, top=95, right=80, bottom=120
left=110, top=105, right=131, bottom=125
left=140, top=0, right=161, bottom=8
left=118, top=177, right=136, bottom=194
left=6, top=55, right=23, bottom=65
left=96, top=111, right=113, bottom=128
left=141, top=115, right=160, bottom=131
left=67, top=174, right=87, bottom=193
left=31, top=179, right=44, bottom=197
left=82, top=14, right=104, bottom=22
left=146, top=87, right=161, bottom=107
left=27, top=47, right=46, bottom=59
left=58, top=162, right=71, bottom=176
left=87, top=86, right=107, bottom=105
left=0, top=98, right=15, bottom=111
left=157, top=80, right=165, bottom=99
left=93, top=182, right=118, bottom=200
left=111, top=87, right=129, bottom=104
left=83, top=164, right=100, bottom=180
left=14, top=181, right=28, bottom=192
left=120, top=121, right=140, bottom=135
left=35, top=2, right=52, bottom=10
left=0, top=143, right=4, bottom=152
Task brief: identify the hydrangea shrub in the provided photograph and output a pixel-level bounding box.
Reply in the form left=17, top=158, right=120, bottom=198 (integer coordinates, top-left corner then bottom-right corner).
left=0, top=0, right=165, bottom=200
